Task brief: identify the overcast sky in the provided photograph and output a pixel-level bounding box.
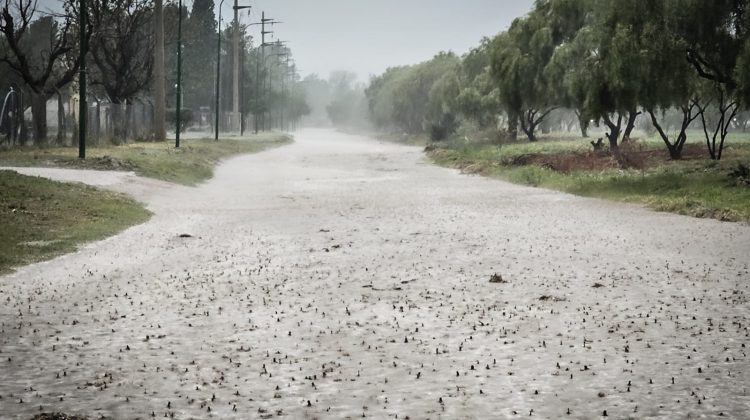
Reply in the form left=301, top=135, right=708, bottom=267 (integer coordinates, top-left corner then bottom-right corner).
left=221, top=0, right=534, bottom=82
left=37, top=0, right=534, bottom=82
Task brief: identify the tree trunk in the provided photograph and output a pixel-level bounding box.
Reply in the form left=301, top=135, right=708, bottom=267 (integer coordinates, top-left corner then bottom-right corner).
left=603, top=114, right=623, bottom=156
left=30, top=93, right=48, bottom=144
left=520, top=110, right=538, bottom=142
left=623, top=110, right=639, bottom=140
left=575, top=110, right=589, bottom=138
left=56, top=91, right=65, bottom=145
left=666, top=144, right=680, bottom=160
left=153, top=0, right=166, bottom=141
left=507, top=111, right=518, bottom=140
left=649, top=103, right=702, bottom=161
left=520, top=120, right=537, bottom=142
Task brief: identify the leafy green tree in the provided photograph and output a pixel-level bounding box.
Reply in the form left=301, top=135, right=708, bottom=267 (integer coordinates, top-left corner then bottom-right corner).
left=456, top=39, right=503, bottom=130
left=633, top=1, right=706, bottom=159
left=490, top=8, right=558, bottom=142
left=545, top=26, right=592, bottom=136
left=392, top=52, right=460, bottom=134
left=365, top=66, right=408, bottom=131
left=679, top=0, right=746, bottom=160
left=365, top=53, right=459, bottom=135
left=546, top=0, right=648, bottom=154
left=426, top=66, right=460, bottom=140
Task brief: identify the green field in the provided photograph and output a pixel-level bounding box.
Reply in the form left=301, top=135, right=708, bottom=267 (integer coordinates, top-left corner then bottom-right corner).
left=428, top=131, right=750, bottom=222
left=0, top=134, right=292, bottom=185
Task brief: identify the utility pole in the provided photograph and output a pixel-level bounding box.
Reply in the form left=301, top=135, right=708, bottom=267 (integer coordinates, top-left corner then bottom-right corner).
left=153, top=0, right=166, bottom=141
left=250, top=12, right=280, bottom=133
left=232, top=1, right=251, bottom=133
left=267, top=44, right=288, bottom=131
left=175, top=0, right=183, bottom=148
left=78, top=0, right=87, bottom=159
left=215, top=0, right=225, bottom=141
left=240, top=44, right=245, bottom=135
left=280, top=57, right=292, bottom=132
left=232, top=0, right=239, bottom=129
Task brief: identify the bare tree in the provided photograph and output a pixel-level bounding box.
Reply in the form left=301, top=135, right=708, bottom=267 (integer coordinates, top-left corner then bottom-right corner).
left=88, top=0, right=153, bottom=139
left=0, top=0, right=83, bottom=143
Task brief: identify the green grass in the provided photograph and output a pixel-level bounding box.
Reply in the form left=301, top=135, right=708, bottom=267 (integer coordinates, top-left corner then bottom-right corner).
left=0, top=170, right=152, bottom=274
left=428, top=131, right=750, bottom=222
left=0, top=133, right=292, bottom=186
left=0, top=133, right=292, bottom=273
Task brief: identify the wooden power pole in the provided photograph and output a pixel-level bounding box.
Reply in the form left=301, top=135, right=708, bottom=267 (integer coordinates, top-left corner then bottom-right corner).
left=153, top=0, right=166, bottom=141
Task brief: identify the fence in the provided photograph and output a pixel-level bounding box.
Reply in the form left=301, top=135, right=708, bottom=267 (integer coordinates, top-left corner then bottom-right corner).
left=78, top=99, right=154, bottom=144
left=1, top=88, right=266, bottom=146
left=0, top=88, right=22, bottom=146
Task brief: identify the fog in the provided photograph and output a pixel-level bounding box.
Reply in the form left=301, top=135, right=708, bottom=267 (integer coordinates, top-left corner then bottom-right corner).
left=217, top=0, right=534, bottom=81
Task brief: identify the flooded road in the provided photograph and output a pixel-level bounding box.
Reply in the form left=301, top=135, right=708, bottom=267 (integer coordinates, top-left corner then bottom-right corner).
left=2, top=129, right=749, bottom=419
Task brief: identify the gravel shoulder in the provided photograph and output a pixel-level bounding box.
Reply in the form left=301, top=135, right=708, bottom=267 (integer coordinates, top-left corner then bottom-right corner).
left=1, top=129, right=748, bottom=419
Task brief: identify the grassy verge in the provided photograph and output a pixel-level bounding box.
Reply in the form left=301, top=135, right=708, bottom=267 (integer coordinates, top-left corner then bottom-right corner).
left=0, top=133, right=292, bottom=185
left=0, top=133, right=291, bottom=273
left=0, top=170, right=152, bottom=274
left=428, top=132, right=750, bottom=222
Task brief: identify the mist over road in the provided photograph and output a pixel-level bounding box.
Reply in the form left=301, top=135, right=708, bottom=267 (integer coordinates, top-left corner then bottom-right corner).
left=2, top=129, right=749, bottom=419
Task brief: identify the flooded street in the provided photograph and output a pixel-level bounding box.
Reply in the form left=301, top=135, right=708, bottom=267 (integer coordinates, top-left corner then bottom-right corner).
left=2, top=129, right=749, bottom=419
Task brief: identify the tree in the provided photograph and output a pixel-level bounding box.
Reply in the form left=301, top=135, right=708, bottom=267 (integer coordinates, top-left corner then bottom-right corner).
left=153, top=0, right=166, bottom=140
left=326, top=71, right=369, bottom=129
left=426, top=66, right=460, bottom=140
left=634, top=1, right=705, bottom=160
left=0, top=0, right=85, bottom=143
left=299, top=74, right=333, bottom=126
left=364, top=53, right=460, bottom=135
left=680, top=0, right=746, bottom=160
left=456, top=39, right=503, bottom=130
left=365, top=66, right=408, bottom=131
left=182, top=0, right=216, bottom=109
left=548, top=0, right=648, bottom=155
left=88, top=0, right=154, bottom=139
left=490, top=8, right=558, bottom=142
left=545, top=26, right=592, bottom=137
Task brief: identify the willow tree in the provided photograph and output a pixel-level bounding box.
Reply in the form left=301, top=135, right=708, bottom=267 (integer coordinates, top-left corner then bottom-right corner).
left=637, top=1, right=705, bottom=160
left=456, top=38, right=503, bottom=130
left=490, top=8, right=558, bottom=142
left=679, top=0, right=746, bottom=160
left=543, top=0, right=591, bottom=137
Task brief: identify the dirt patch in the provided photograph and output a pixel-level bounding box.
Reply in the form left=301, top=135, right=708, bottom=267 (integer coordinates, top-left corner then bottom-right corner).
left=510, top=151, right=621, bottom=172
left=505, top=143, right=710, bottom=173
left=37, top=154, right=136, bottom=172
